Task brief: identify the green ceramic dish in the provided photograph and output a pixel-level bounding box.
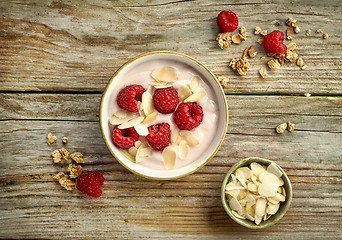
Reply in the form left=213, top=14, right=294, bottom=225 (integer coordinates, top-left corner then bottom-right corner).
left=221, top=157, right=292, bottom=229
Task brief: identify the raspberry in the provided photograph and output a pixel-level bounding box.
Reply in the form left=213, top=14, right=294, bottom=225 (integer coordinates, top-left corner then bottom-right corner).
left=153, top=87, right=179, bottom=114
left=173, top=102, right=203, bottom=130
left=116, top=85, right=145, bottom=112
left=262, top=30, right=286, bottom=54
left=146, top=123, right=170, bottom=151
left=112, top=126, right=139, bottom=149
left=217, top=11, right=238, bottom=33
left=76, top=172, right=105, bottom=198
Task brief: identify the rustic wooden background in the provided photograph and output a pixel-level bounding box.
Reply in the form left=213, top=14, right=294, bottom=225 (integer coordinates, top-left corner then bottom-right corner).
left=1, top=0, right=341, bottom=239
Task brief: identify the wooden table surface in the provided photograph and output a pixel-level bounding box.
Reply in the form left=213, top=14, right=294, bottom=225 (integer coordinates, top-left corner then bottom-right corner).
left=1, top=0, right=341, bottom=239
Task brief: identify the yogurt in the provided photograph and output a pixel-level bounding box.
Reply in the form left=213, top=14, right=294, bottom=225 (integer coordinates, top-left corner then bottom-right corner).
left=109, top=59, right=219, bottom=170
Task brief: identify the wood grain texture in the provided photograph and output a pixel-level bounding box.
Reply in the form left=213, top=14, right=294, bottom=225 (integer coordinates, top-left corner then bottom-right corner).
left=0, top=0, right=341, bottom=94
left=1, top=94, right=341, bottom=239
left=1, top=0, right=342, bottom=239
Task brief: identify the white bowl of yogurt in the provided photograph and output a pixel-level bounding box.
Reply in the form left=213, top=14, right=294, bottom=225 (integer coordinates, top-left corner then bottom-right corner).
left=100, top=51, right=228, bottom=180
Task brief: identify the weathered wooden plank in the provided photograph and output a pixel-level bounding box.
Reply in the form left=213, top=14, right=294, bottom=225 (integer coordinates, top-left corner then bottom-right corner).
left=0, top=120, right=341, bottom=239
left=0, top=0, right=341, bottom=94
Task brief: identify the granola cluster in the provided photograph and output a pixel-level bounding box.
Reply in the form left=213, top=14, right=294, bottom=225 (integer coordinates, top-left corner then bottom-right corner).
left=216, top=32, right=232, bottom=49
left=276, top=122, right=295, bottom=134
left=47, top=133, right=84, bottom=191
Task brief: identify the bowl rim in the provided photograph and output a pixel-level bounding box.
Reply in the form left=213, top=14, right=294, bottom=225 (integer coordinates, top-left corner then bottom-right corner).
left=99, top=50, right=229, bottom=180
left=221, top=157, right=293, bottom=229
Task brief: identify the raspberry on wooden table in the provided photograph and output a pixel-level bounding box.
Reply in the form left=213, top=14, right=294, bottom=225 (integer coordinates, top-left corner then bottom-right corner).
left=112, top=126, right=139, bottom=149
left=146, top=123, right=170, bottom=151
left=173, top=102, right=203, bottom=131
left=153, top=87, right=179, bottom=114
left=262, top=30, right=286, bottom=54
left=116, top=84, right=145, bottom=112
left=217, top=11, right=238, bottom=33
left=76, top=172, right=105, bottom=198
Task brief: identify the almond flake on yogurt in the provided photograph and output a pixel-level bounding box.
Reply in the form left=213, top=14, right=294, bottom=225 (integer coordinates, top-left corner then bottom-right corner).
left=225, top=162, right=286, bottom=225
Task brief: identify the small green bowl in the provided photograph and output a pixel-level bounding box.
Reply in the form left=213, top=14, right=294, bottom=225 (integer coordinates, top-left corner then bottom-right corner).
left=221, top=157, right=292, bottom=229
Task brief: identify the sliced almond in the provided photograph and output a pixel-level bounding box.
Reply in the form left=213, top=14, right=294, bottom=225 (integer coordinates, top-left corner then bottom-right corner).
left=225, top=182, right=245, bottom=191
left=128, top=147, right=138, bottom=157
left=245, top=213, right=255, bottom=221
left=236, top=167, right=253, bottom=180
left=247, top=182, right=258, bottom=192
left=109, top=113, right=135, bottom=125
left=258, top=182, right=278, bottom=197
left=143, top=111, right=158, bottom=125
left=118, top=116, right=144, bottom=129
left=267, top=163, right=283, bottom=178
left=170, top=126, right=181, bottom=145
left=142, top=92, right=154, bottom=116
left=231, top=174, right=237, bottom=184
left=235, top=169, right=247, bottom=188
left=179, top=140, right=189, bottom=160
left=229, top=197, right=242, bottom=211
left=134, top=123, right=149, bottom=136
left=119, top=149, right=135, bottom=162
left=178, top=85, right=192, bottom=101
left=184, top=88, right=206, bottom=103
left=135, top=146, right=152, bottom=163
left=226, top=189, right=240, bottom=199
left=146, top=85, right=154, bottom=95
left=152, top=66, right=178, bottom=82
left=255, top=198, right=267, bottom=217
left=190, top=76, right=201, bottom=92
left=254, top=214, right=262, bottom=225
left=179, top=130, right=200, bottom=146
left=153, top=83, right=174, bottom=89
left=134, top=140, right=142, bottom=148
left=259, top=172, right=284, bottom=186
left=162, top=146, right=176, bottom=170
left=237, top=190, right=247, bottom=200
left=232, top=210, right=245, bottom=219
left=267, top=197, right=280, bottom=205
left=114, top=110, right=128, bottom=119
left=266, top=203, right=280, bottom=215
left=250, top=162, right=267, bottom=176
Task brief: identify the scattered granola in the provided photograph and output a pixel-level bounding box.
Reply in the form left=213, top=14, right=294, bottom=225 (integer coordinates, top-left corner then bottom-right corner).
left=47, top=132, right=57, bottom=145
left=52, top=150, right=62, bottom=163
left=293, top=25, right=300, bottom=33
left=306, top=29, right=311, bottom=36
left=229, top=57, right=250, bottom=76
left=301, top=65, right=308, bottom=70
left=239, top=26, right=248, bottom=38
left=267, top=59, right=280, bottom=70
left=248, top=47, right=258, bottom=58
left=260, top=30, right=267, bottom=36
left=70, top=152, right=84, bottom=164
left=59, top=148, right=69, bottom=161
left=286, top=42, right=296, bottom=51
left=257, top=38, right=263, bottom=44
left=68, top=164, right=83, bottom=178
left=316, top=29, right=323, bottom=33
left=216, top=32, right=232, bottom=49
left=287, top=122, right=295, bottom=132
left=304, top=93, right=311, bottom=97
left=285, top=50, right=298, bottom=62
left=296, top=57, right=304, bottom=67
left=53, top=172, right=76, bottom=191
left=259, top=67, right=268, bottom=79
left=286, top=17, right=297, bottom=27
left=286, top=27, right=293, bottom=40
left=232, top=34, right=245, bottom=44
left=217, top=76, right=229, bottom=88
left=323, top=33, right=329, bottom=39
left=254, top=27, right=262, bottom=35
left=260, top=56, right=266, bottom=60
left=276, top=123, right=287, bottom=134
left=62, top=137, right=68, bottom=144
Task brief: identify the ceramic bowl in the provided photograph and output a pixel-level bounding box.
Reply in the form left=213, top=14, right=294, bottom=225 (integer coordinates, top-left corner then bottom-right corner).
left=100, top=51, right=228, bottom=180
left=221, top=157, right=292, bottom=229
